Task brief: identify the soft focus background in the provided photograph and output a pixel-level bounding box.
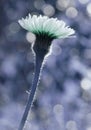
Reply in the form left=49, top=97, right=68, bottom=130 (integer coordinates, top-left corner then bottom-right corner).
left=0, top=0, right=91, bottom=130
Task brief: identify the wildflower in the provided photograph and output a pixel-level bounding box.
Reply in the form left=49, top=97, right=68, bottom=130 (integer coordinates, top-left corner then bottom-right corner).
left=18, top=14, right=75, bottom=39
left=18, top=14, right=75, bottom=130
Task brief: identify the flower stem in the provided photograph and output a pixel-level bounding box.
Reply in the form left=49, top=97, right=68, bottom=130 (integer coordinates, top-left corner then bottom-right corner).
left=18, top=54, right=44, bottom=130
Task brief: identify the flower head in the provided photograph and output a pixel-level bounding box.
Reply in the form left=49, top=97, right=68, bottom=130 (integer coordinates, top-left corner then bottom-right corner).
left=18, top=14, right=75, bottom=58
left=18, top=14, right=75, bottom=40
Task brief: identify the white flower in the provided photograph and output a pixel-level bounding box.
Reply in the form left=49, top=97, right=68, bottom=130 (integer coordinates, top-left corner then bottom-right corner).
left=18, top=14, right=75, bottom=39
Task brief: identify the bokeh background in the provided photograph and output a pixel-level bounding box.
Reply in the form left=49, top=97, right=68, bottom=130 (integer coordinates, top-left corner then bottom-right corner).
left=0, top=0, right=91, bottom=130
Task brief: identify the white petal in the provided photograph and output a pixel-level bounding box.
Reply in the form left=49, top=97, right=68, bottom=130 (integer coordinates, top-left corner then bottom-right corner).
left=18, top=14, right=75, bottom=38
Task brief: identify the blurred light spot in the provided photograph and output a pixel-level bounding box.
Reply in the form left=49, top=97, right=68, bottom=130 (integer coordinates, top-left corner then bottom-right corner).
left=78, top=0, right=89, bottom=4
left=81, top=78, right=91, bottom=90
left=42, top=4, right=55, bottom=17
left=66, top=121, right=77, bottom=130
left=34, top=0, right=45, bottom=10
left=86, top=3, right=91, bottom=16
left=87, top=127, right=91, bottom=130
left=26, top=32, right=36, bottom=43
left=8, top=22, right=20, bottom=34
left=53, top=104, right=63, bottom=115
left=66, top=7, right=78, bottom=18
left=39, top=108, right=50, bottom=119
left=51, top=44, right=62, bottom=56
left=82, top=91, right=91, bottom=101
left=56, top=0, right=70, bottom=11
left=53, top=104, right=64, bottom=127
left=5, top=23, right=20, bottom=38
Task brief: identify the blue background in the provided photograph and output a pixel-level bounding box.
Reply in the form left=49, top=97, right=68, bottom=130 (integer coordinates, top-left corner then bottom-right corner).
left=0, top=0, right=91, bottom=130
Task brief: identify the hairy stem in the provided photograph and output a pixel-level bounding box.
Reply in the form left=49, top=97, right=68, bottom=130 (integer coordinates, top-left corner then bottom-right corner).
left=18, top=54, right=44, bottom=130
